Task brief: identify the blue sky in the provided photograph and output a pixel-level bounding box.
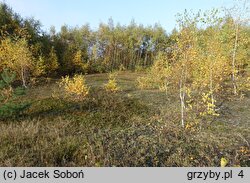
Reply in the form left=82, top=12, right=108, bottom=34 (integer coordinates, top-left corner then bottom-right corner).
left=2, top=0, right=235, bottom=33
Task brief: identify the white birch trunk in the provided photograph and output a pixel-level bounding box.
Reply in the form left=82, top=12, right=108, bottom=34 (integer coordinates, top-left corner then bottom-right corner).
left=232, top=22, right=239, bottom=95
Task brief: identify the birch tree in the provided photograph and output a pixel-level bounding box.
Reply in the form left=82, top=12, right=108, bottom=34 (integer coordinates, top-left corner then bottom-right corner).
left=0, top=37, right=33, bottom=87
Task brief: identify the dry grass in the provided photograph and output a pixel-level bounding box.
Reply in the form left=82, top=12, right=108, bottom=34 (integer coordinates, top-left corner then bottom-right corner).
left=0, top=71, right=249, bottom=167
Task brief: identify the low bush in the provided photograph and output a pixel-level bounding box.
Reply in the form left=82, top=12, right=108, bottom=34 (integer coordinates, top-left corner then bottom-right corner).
left=59, top=74, right=89, bottom=102
left=0, top=70, right=30, bottom=120
left=104, top=72, right=119, bottom=93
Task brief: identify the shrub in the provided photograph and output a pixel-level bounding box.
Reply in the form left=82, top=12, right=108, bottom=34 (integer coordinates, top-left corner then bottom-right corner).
left=135, top=65, right=146, bottom=72
left=137, top=76, right=153, bottom=90
left=0, top=69, right=30, bottom=120
left=119, top=64, right=126, bottom=71
left=137, top=52, right=171, bottom=91
left=59, top=74, right=89, bottom=101
left=104, top=72, right=119, bottom=93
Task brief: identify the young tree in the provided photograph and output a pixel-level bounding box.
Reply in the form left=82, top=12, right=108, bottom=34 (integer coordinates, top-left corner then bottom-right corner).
left=33, top=55, right=46, bottom=77
left=105, top=72, right=119, bottom=92
left=59, top=74, right=89, bottom=102
left=225, top=0, right=250, bottom=95
left=173, top=10, right=200, bottom=127
left=0, top=69, right=30, bottom=119
left=72, top=50, right=88, bottom=73
left=0, top=37, right=33, bottom=87
left=46, top=46, right=59, bottom=74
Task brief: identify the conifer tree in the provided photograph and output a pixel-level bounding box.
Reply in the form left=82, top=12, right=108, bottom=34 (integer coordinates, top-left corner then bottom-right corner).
left=47, top=46, right=59, bottom=74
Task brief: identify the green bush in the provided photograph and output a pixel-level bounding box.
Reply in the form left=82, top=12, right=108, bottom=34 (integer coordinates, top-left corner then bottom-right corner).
left=0, top=69, right=30, bottom=120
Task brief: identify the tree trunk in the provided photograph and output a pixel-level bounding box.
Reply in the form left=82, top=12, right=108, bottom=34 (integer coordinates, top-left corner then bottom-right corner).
left=209, top=61, right=214, bottom=109
left=179, top=79, right=185, bottom=128
left=144, top=52, right=148, bottom=66
left=232, top=23, right=239, bottom=95
left=21, top=66, right=27, bottom=88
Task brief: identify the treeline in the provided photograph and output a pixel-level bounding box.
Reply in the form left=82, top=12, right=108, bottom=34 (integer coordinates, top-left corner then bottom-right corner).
left=0, top=2, right=250, bottom=88
left=0, top=2, right=169, bottom=81
left=52, top=20, right=169, bottom=74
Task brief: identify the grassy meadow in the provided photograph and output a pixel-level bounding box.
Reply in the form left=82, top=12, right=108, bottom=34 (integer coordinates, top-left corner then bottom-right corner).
left=1, top=0, right=250, bottom=169
left=0, top=71, right=249, bottom=167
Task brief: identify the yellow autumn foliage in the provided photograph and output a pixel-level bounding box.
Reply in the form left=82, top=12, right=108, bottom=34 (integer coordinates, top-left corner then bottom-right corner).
left=137, top=52, right=171, bottom=91
left=220, top=157, right=228, bottom=167
left=104, top=73, right=119, bottom=92
left=59, top=74, right=89, bottom=101
left=199, top=92, right=219, bottom=117
left=72, top=50, right=90, bottom=73
left=0, top=37, right=34, bottom=87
